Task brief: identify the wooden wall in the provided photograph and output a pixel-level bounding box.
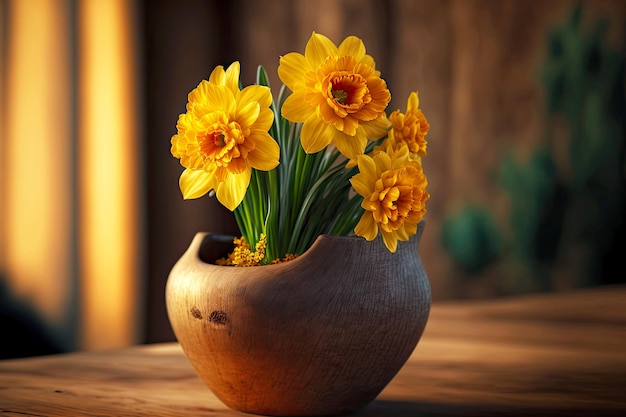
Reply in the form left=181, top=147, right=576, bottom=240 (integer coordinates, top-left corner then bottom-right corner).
left=142, top=0, right=626, bottom=343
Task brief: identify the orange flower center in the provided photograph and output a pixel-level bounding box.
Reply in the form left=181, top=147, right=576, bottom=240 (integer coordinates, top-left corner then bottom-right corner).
left=368, top=169, right=415, bottom=232
left=326, top=72, right=371, bottom=116
left=215, top=133, right=226, bottom=147
left=197, top=121, right=251, bottom=173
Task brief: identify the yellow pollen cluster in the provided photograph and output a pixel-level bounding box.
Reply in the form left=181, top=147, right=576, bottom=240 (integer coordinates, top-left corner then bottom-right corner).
left=216, top=235, right=299, bottom=266
left=271, top=253, right=299, bottom=264
left=217, top=235, right=267, bottom=267
left=332, top=89, right=349, bottom=104
left=215, top=233, right=298, bottom=266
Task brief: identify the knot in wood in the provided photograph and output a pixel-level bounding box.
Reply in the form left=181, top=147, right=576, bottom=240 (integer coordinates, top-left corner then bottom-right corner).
left=209, top=310, right=229, bottom=325
left=190, top=306, right=203, bottom=320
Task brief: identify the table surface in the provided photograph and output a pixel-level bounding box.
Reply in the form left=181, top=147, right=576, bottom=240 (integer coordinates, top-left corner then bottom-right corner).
left=1, top=285, right=625, bottom=417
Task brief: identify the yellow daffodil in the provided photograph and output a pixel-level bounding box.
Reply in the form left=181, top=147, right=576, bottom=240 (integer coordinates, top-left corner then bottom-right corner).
left=388, top=91, right=429, bottom=159
left=278, top=32, right=391, bottom=161
left=170, top=62, right=280, bottom=211
left=350, top=144, right=429, bottom=252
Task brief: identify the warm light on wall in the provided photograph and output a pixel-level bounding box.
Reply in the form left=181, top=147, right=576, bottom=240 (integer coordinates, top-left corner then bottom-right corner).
left=2, top=0, right=74, bottom=338
left=0, top=0, right=142, bottom=352
left=77, top=0, right=143, bottom=350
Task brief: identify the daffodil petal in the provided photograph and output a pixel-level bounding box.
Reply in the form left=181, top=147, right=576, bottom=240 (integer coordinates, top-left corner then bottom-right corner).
left=278, top=52, right=308, bottom=90
left=390, top=145, right=411, bottom=169
left=247, top=132, right=280, bottom=170
left=305, top=32, right=337, bottom=68
left=281, top=90, right=314, bottom=122
left=179, top=168, right=215, bottom=200
left=338, top=36, right=366, bottom=62
left=333, top=129, right=367, bottom=161
left=254, top=108, right=275, bottom=131
left=236, top=100, right=260, bottom=130
left=238, top=85, right=272, bottom=111
left=194, top=83, right=236, bottom=116
left=402, top=221, right=418, bottom=238
left=361, top=116, right=391, bottom=140
left=350, top=157, right=378, bottom=195
left=215, top=169, right=251, bottom=211
left=381, top=230, right=398, bottom=253
left=407, top=91, right=419, bottom=110
left=349, top=174, right=372, bottom=199
left=187, top=80, right=211, bottom=108
left=300, top=115, right=334, bottom=153
left=224, top=61, right=241, bottom=94
left=208, top=65, right=225, bottom=85
left=360, top=54, right=376, bottom=68
left=372, top=151, right=392, bottom=176
left=354, top=214, right=378, bottom=241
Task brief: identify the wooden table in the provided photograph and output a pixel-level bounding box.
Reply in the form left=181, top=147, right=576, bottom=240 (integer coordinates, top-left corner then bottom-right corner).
left=1, top=285, right=625, bottom=416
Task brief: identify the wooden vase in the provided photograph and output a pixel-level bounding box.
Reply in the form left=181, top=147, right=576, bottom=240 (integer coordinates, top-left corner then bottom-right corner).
left=165, top=221, right=431, bottom=416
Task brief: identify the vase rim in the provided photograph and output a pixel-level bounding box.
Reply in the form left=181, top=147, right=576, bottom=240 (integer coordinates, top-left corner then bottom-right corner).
left=191, top=220, right=425, bottom=267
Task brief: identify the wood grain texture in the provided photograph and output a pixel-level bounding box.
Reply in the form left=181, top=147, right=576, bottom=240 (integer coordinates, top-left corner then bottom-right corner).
left=1, top=285, right=625, bottom=416
left=165, top=225, right=431, bottom=416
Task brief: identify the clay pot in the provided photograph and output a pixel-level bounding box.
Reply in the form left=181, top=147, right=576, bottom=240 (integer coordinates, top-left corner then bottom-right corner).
left=166, top=221, right=430, bottom=416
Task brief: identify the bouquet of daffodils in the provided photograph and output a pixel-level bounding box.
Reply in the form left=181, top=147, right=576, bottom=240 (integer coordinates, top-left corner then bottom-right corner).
left=170, top=32, right=430, bottom=265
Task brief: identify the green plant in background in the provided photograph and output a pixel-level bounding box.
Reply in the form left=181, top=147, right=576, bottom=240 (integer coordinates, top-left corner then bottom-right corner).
left=498, top=147, right=568, bottom=289
left=441, top=2, right=625, bottom=290
left=541, top=2, right=624, bottom=188
left=503, top=2, right=625, bottom=288
left=538, top=2, right=624, bottom=285
left=441, top=205, right=502, bottom=275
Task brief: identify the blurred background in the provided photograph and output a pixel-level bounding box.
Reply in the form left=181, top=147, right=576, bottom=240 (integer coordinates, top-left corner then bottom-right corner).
left=1, top=0, right=624, bottom=359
